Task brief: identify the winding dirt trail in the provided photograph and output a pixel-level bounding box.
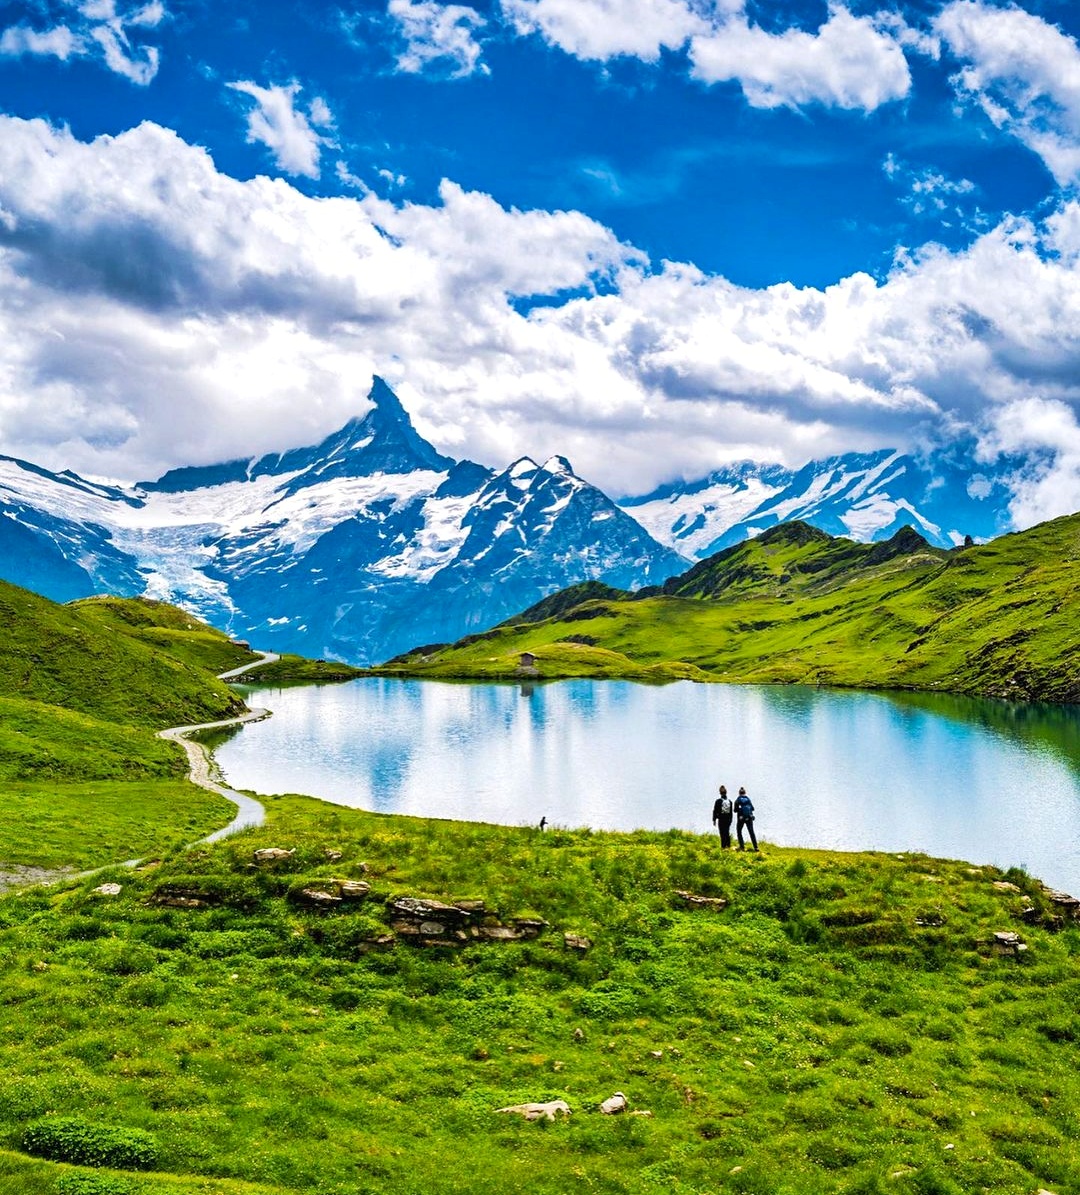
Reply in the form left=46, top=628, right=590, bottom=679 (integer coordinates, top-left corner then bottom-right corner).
left=0, top=652, right=281, bottom=892
left=157, top=650, right=280, bottom=844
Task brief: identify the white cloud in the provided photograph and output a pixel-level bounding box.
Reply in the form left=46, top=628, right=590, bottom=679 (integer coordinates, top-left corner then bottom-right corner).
left=500, top=0, right=713, bottom=63
left=498, top=1, right=910, bottom=113
left=978, top=397, right=1080, bottom=528
left=689, top=8, right=912, bottom=111
left=882, top=153, right=982, bottom=227
left=0, top=0, right=164, bottom=82
left=227, top=81, right=334, bottom=179
left=936, top=0, right=1080, bottom=186
left=0, top=24, right=79, bottom=60
left=0, top=116, right=1079, bottom=520
left=388, top=0, right=488, bottom=77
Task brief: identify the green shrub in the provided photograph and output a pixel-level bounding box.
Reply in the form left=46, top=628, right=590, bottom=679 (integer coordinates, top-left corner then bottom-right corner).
left=21, top=1119, right=160, bottom=1170
left=56, top=1175, right=133, bottom=1195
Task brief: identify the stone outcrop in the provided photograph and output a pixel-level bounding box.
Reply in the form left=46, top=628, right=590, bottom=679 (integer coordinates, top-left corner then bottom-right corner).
left=564, top=933, right=592, bottom=952
left=496, top=1100, right=571, bottom=1122
left=149, top=885, right=213, bottom=908
left=674, top=890, right=728, bottom=912
left=253, top=848, right=295, bottom=864
left=387, top=896, right=548, bottom=947
left=992, top=930, right=1028, bottom=957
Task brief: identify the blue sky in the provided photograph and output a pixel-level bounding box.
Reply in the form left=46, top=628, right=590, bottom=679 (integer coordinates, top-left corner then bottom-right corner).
left=1, top=0, right=1079, bottom=524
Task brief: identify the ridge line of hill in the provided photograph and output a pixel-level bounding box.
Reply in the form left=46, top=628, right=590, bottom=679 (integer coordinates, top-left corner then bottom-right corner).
left=375, top=514, right=1080, bottom=704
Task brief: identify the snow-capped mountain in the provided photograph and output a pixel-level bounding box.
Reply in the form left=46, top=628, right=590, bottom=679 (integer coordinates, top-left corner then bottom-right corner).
left=619, top=448, right=1013, bottom=558
left=0, top=379, right=686, bottom=663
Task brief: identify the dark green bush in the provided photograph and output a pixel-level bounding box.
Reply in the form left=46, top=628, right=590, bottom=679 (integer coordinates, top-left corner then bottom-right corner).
left=22, top=1118, right=160, bottom=1170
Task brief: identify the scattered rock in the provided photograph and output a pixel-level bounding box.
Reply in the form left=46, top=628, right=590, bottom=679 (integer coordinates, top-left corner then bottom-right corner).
left=564, top=933, right=592, bottom=952
left=729, top=1166, right=743, bottom=1175
left=1042, top=888, right=1080, bottom=919
left=673, top=890, right=728, bottom=912
left=992, top=930, right=1028, bottom=956
left=573, top=1028, right=585, bottom=1041
left=337, top=880, right=370, bottom=900
left=649, top=1051, right=663, bottom=1059
left=600, top=1092, right=628, bottom=1115
left=497, top=1100, right=571, bottom=1122
left=915, top=913, right=946, bottom=927
left=324, top=850, right=343, bottom=862
left=152, top=895, right=207, bottom=909
left=31, top=961, right=48, bottom=972
left=511, top=918, right=548, bottom=937
left=91, top=883, right=122, bottom=897
left=357, top=934, right=395, bottom=954
left=149, top=885, right=212, bottom=908
left=253, top=848, right=294, bottom=864
left=299, top=888, right=342, bottom=908
left=552, top=1061, right=564, bottom=1071
left=630, top=1110, right=653, bottom=1118
left=477, top=925, right=526, bottom=941
left=992, top=881, right=1021, bottom=893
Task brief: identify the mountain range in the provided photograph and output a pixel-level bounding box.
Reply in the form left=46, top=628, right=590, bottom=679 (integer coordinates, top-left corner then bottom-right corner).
left=0, top=378, right=1021, bottom=663
left=0, top=379, right=682, bottom=663
left=619, top=447, right=1012, bottom=558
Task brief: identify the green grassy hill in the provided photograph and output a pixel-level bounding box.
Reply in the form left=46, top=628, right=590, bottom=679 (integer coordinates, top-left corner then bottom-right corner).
left=0, top=583, right=259, bottom=872
left=377, top=514, right=1080, bottom=702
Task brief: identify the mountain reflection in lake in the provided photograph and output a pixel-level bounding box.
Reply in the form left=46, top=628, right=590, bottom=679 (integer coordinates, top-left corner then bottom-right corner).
left=213, top=679, right=1080, bottom=893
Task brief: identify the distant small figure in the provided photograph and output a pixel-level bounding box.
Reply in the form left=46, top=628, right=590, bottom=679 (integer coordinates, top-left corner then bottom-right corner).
left=712, top=785, right=733, bottom=849
left=539, top=816, right=547, bottom=832
left=734, top=787, right=758, bottom=851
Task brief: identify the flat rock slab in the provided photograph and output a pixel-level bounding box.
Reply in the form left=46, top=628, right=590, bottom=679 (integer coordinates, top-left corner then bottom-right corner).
left=497, top=1100, right=571, bottom=1122
left=674, top=890, right=728, bottom=911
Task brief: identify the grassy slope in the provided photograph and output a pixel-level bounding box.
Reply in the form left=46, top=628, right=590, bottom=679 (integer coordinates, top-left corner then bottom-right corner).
left=0, top=585, right=254, bottom=872
left=376, top=515, right=1080, bottom=702
left=249, top=655, right=366, bottom=685
left=0, top=797, right=1077, bottom=1195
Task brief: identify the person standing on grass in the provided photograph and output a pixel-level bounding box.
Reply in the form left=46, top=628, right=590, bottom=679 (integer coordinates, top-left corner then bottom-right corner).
left=734, top=786, right=758, bottom=851
left=712, top=785, right=733, bottom=848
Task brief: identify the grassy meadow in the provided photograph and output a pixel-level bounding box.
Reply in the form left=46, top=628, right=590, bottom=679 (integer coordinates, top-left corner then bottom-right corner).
left=0, top=798, right=1078, bottom=1195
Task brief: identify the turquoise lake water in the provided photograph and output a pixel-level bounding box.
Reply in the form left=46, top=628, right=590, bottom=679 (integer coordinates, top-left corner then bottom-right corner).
left=215, top=679, right=1080, bottom=893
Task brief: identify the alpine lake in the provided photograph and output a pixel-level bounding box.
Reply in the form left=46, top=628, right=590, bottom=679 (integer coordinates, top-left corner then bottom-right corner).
left=211, top=678, right=1080, bottom=894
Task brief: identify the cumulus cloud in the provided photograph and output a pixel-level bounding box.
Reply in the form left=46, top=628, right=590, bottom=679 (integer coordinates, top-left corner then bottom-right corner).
left=500, top=0, right=713, bottom=63
left=388, top=0, right=488, bottom=77
left=227, top=81, right=334, bottom=179
left=499, top=0, right=910, bottom=113
left=689, top=8, right=912, bottom=110
left=0, top=116, right=1079, bottom=518
left=978, top=397, right=1080, bottom=528
left=936, top=0, right=1080, bottom=186
left=0, top=0, right=165, bottom=84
